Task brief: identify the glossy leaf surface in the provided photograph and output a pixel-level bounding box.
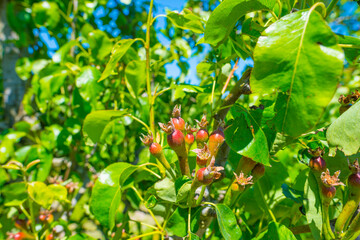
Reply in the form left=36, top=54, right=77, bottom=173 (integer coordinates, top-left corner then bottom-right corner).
left=251, top=10, right=344, bottom=137
left=204, top=0, right=276, bottom=47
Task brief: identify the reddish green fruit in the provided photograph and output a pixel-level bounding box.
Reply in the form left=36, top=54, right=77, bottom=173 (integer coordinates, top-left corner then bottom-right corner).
left=46, top=214, right=54, bottom=223
left=185, top=124, right=197, bottom=149
left=309, top=156, right=326, bottom=173
left=252, top=163, right=265, bottom=180
left=46, top=233, right=54, bottom=240
left=196, top=168, right=213, bottom=185
left=39, top=214, right=47, bottom=222
left=208, top=128, right=225, bottom=157
left=321, top=185, right=336, bottom=199
left=149, top=142, right=162, bottom=157
left=348, top=173, right=360, bottom=196
left=196, top=129, right=209, bottom=143
left=13, top=232, right=25, bottom=240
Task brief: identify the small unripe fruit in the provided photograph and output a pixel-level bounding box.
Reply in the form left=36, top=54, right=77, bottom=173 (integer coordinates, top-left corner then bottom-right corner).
left=231, top=181, right=245, bottom=192
left=46, top=233, right=54, bottom=240
left=252, top=163, right=265, bottom=180
left=46, top=214, right=54, bottom=223
left=185, top=133, right=195, bottom=146
left=208, top=128, right=225, bottom=157
left=149, top=142, right=163, bottom=157
left=321, top=185, right=336, bottom=200
left=13, top=232, right=25, bottom=240
left=196, top=168, right=213, bottom=185
left=309, top=156, right=326, bottom=173
left=348, top=172, right=360, bottom=196
left=168, top=129, right=185, bottom=150
left=196, top=129, right=209, bottom=143
left=172, top=117, right=185, bottom=131
left=39, top=214, right=47, bottom=222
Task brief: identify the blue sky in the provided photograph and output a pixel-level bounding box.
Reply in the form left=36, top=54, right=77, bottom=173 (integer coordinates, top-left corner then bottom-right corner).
left=32, top=0, right=358, bottom=85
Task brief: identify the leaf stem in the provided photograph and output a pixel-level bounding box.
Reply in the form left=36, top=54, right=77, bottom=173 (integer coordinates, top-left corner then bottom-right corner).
left=128, top=231, right=162, bottom=240
left=126, top=114, right=151, bottom=132
left=338, top=44, right=360, bottom=49
left=146, top=0, right=155, bottom=135
left=196, top=185, right=206, bottom=205
left=325, top=0, right=339, bottom=18
left=131, top=186, right=162, bottom=230
left=257, top=183, right=277, bottom=223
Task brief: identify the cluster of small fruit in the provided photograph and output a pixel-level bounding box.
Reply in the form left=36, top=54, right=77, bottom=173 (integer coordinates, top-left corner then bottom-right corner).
left=308, top=148, right=360, bottom=239
left=7, top=213, right=54, bottom=240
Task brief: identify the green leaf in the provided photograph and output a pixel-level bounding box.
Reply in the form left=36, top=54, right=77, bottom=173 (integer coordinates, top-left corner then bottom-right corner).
left=100, top=119, right=126, bottom=145
left=251, top=10, right=344, bottom=137
left=28, top=182, right=69, bottom=209
left=100, top=39, right=138, bottom=81
left=32, top=1, right=61, bottom=29
left=166, top=207, right=188, bottom=237
left=261, top=222, right=297, bottom=239
left=90, top=162, right=132, bottom=228
left=15, top=57, right=33, bottom=80
left=68, top=234, right=97, bottom=240
left=75, top=66, right=104, bottom=101
left=174, top=84, right=205, bottom=100
left=154, top=177, right=176, bottom=203
left=82, top=110, right=128, bottom=143
left=204, top=0, right=276, bottom=47
left=125, top=60, right=146, bottom=98
left=167, top=9, right=204, bottom=34
left=304, top=171, right=322, bottom=240
left=225, top=104, right=270, bottom=165
left=327, top=100, right=360, bottom=156
left=87, top=30, right=113, bottom=60
left=337, top=34, right=360, bottom=64
left=1, top=182, right=27, bottom=207
left=52, top=40, right=78, bottom=64
left=211, top=204, right=242, bottom=240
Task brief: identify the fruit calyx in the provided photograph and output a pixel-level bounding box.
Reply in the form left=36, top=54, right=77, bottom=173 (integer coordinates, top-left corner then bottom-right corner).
left=321, top=169, right=344, bottom=188
left=171, top=105, right=185, bottom=131
left=193, top=143, right=211, bottom=166
left=231, top=172, right=253, bottom=192
left=196, top=165, right=224, bottom=185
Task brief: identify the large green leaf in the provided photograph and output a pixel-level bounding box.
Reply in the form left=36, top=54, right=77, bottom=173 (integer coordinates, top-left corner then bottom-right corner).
left=32, top=1, right=60, bottom=29
left=327, top=101, right=360, bottom=156
left=337, top=34, right=360, bottom=64
left=167, top=9, right=204, bottom=34
left=154, top=177, right=176, bottom=203
left=99, top=39, right=138, bottom=81
left=251, top=10, right=344, bottom=137
left=304, top=171, right=322, bottom=240
left=211, top=204, right=242, bottom=240
left=82, top=110, right=128, bottom=143
left=90, top=162, right=132, bottom=228
left=75, top=66, right=104, bottom=101
left=204, top=0, right=276, bottom=47
left=225, top=105, right=270, bottom=165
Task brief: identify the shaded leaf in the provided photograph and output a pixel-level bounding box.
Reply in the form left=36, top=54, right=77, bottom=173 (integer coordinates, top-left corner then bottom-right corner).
left=337, top=34, right=360, bottom=64
left=32, top=1, right=60, bottom=29
left=154, top=177, right=176, bottom=203
left=304, top=171, right=322, bottom=240
left=261, top=221, right=297, bottom=240
left=225, top=105, right=270, bottom=165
